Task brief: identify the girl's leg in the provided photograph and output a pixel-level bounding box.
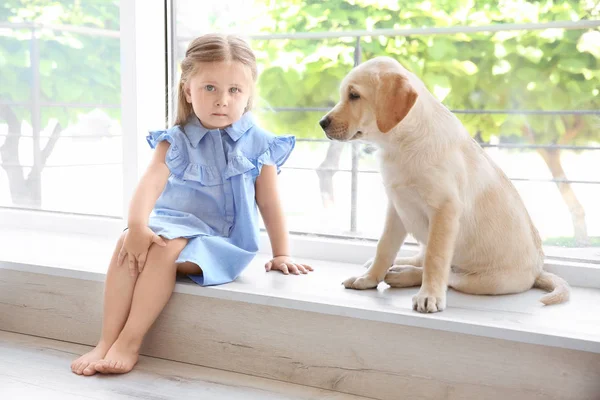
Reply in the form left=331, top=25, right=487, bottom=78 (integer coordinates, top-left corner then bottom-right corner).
left=94, top=238, right=188, bottom=374
left=71, top=232, right=139, bottom=376
left=177, top=261, right=203, bottom=276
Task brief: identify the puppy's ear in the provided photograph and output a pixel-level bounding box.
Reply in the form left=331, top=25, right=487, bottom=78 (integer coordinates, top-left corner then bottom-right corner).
left=376, top=73, right=418, bottom=133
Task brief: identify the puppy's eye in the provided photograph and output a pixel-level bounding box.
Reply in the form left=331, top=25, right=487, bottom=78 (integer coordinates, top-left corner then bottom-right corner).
left=349, top=92, right=360, bottom=100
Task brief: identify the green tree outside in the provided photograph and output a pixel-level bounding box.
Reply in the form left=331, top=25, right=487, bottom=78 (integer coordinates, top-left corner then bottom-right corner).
left=0, top=0, right=119, bottom=206
left=1, top=0, right=599, bottom=244
left=251, top=0, right=600, bottom=245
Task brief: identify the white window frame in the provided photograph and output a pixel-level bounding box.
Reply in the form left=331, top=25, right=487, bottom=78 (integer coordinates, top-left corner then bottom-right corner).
left=0, top=0, right=166, bottom=233
left=120, top=0, right=168, bottom=220
left=0, top=1, right=598, bottom=288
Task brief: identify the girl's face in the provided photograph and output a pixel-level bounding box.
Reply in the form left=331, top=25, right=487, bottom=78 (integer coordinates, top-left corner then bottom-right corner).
left=184, top=61, right=253, bottom=129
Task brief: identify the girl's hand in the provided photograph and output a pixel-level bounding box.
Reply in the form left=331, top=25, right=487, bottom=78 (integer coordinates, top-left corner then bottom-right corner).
left=265, top=256, right=313, bottom=275
left=118, top=226, right=166, bottom=276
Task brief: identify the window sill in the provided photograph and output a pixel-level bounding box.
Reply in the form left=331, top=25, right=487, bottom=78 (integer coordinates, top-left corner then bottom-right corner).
left=1, top=227, right=599, bottom=355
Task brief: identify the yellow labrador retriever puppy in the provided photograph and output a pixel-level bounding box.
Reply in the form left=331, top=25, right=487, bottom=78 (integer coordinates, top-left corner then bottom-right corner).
left=319, top=56, right=570, bottom=313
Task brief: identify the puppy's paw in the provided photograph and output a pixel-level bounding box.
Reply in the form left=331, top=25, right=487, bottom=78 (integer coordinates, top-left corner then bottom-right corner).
left=387, top=265, right=411, bottom=273
left=384, top=265, right=422, bottom=288
left=342, top=274, right=379, bottom=290
left=412, top=288, right=446, bottom=313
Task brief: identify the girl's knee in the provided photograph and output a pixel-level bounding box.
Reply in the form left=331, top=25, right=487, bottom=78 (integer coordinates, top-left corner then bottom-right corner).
left=114, top=231, right=127, bottom=254
left=158, top=237, right=187, bottom=254
left=146, top=237, right=187, bottom=263
left=117, top=231, right=127, bottom=244
left=166, top=237, right=187, bottom=248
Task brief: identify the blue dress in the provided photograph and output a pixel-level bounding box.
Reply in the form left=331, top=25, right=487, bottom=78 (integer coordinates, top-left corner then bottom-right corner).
left=145, top=112, right=295, bottom=286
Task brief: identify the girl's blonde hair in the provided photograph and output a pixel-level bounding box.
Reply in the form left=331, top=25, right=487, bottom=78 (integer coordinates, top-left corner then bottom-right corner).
left=175, top=33, right=258, bottom=126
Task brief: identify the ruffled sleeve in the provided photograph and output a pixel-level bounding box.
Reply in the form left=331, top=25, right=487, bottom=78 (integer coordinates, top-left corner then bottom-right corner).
left=146, top=128, right=188, bottom=178
left=254, top=135, right=295, bottom=175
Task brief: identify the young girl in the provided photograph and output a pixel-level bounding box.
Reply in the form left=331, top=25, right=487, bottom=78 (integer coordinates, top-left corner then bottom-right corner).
left=71, top=33, right=313, bottom=376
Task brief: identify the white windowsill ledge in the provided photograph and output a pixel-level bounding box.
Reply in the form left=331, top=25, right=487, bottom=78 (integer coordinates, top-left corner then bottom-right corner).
left=1, top=227, right=599, bottom=355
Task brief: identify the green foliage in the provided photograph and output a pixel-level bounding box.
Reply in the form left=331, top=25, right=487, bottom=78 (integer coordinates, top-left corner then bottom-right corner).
left=544, top=236, right=600, bottom=247
left=1, top=0, right=598, bottom=145
left=0, top=0, right=120, bottom=128
left=252, top=0, right=600, bottom=143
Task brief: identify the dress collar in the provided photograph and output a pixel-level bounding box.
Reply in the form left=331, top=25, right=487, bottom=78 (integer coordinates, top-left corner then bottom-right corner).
left=184, top=112, right=255, bottom=148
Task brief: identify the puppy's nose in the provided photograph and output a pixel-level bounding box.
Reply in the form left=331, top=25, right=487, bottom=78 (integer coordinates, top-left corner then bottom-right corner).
left=319, top=116, right=331, bottom=130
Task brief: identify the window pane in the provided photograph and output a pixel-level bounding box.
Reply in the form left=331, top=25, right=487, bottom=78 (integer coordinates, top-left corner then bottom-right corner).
left=172, top=1, right=600, bottom=260
left=0, top=2, right=121, bottom=217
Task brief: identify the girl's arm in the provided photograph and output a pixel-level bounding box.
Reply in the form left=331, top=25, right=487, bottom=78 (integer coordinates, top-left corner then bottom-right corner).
left=118, top=141, right=171, bottom=275
left=255, top=165, right=312, bottom=275
left=127, top=141, right=171, bottom=228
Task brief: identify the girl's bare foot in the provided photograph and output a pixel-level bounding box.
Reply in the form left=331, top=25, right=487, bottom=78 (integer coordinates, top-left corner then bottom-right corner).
left=94, top=338, right=140, bottom=375
left=71, top=342, right=110, bottom=376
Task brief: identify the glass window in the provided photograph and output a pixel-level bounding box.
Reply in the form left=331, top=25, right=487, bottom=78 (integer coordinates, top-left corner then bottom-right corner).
left=0, top=1, right=121, bottom=216
left=172, top=1, right=599, bottom=260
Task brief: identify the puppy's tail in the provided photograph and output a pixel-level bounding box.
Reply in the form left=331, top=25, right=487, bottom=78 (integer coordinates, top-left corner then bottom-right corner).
left=533, top=270, right=570, bottom=305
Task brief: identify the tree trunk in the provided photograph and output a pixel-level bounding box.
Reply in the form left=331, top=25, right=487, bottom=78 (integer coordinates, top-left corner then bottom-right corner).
left=0, top=105, right=30, bottom=205
left=521, top=119, right=590, bottom=247
left=316, top=140, right=345, bottom=209
left=537, top=148, right=590, bottom=246
left=0, top=105, right=62, bottom=208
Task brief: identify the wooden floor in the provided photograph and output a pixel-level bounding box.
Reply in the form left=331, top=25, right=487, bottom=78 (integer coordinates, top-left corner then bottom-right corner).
left=0, top=331, right=372, bottom=400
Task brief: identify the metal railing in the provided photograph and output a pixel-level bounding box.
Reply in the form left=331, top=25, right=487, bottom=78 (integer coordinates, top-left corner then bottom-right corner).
left=179, top=20, right=600, bottom=41
left=1, top=19, right=600, bottom=232
left=0, top=20, right=120, bottom=205
left=238, top=20, right=600, bottom=232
